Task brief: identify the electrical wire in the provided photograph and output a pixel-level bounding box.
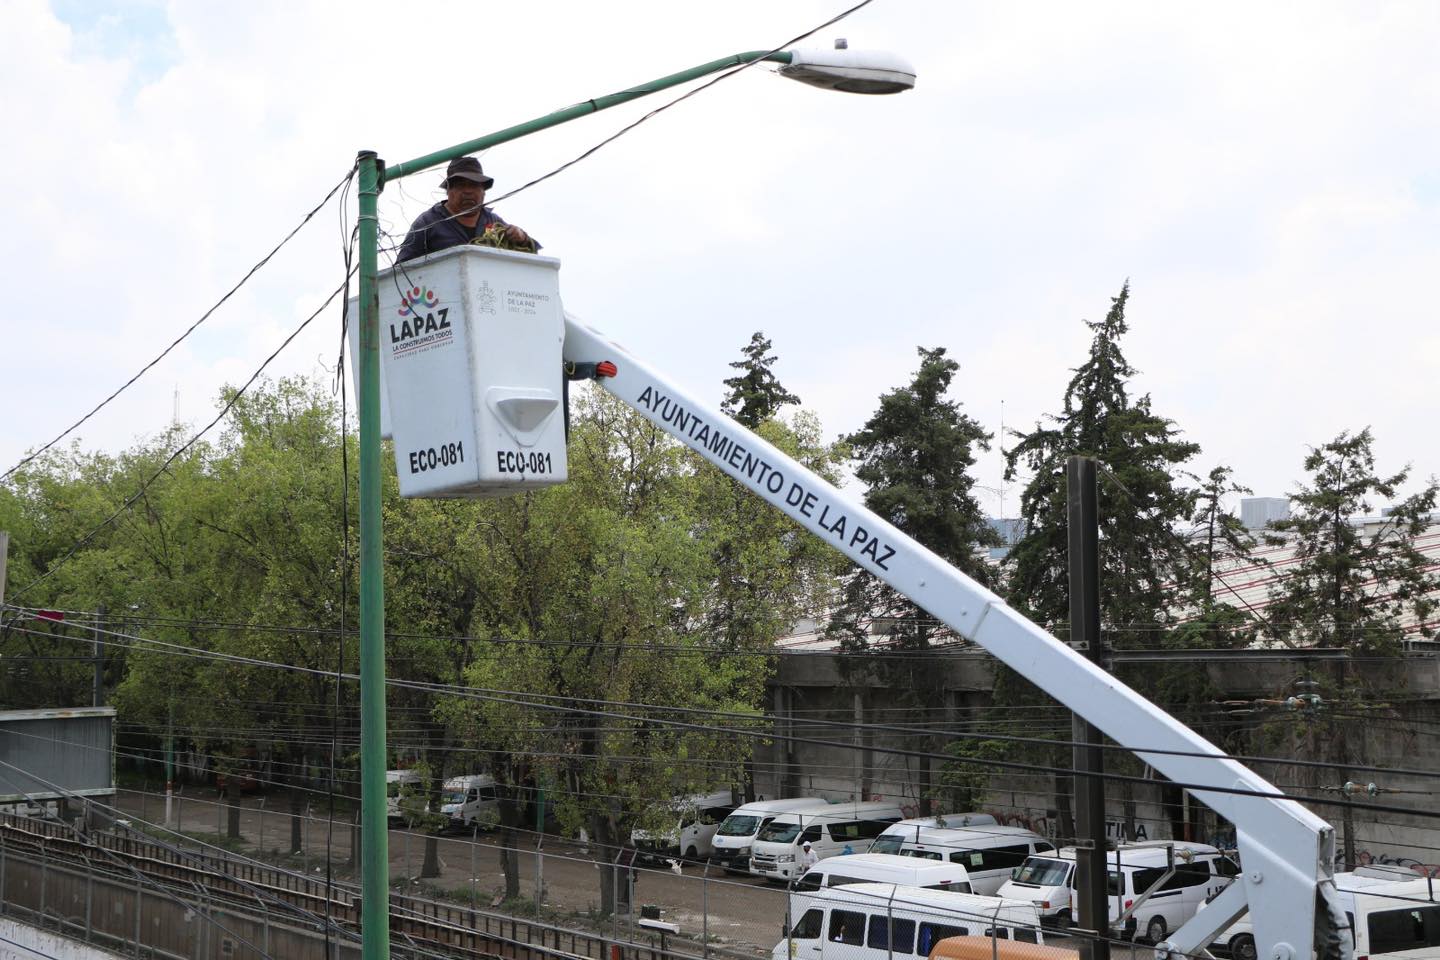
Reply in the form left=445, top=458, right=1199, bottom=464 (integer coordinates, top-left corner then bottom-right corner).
left=485, top=0, right=879, bottom=207
left=0, top=760, right=278, bottom=959
left=3, top=265, right=357, bottom=606
left=11, top=619, right=1440, bottom=810
left=0, top=165, right=357, bottom=485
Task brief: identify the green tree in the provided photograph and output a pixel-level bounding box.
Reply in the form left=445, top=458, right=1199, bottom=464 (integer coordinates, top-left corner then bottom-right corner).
left=721, top=332, right=801, bottom=428
left=1264, top=428, right=1439, bottom=651
left=826, top=346, right=999, bottom=813
left=989, top=284, right=1202, bottom=835
left=1004, top=284, right=1201, bottom=638
left=1191, top=465, right=1258, bottom=607
left=443, top=387, right=812, bottom=912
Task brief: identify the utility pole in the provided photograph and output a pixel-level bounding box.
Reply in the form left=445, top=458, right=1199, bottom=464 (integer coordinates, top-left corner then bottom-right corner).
left=92, top=603, right=106, bottom=707
left=1068, top=457, right=1110, bottom=960
left=0, top=530, right=9, bottom=609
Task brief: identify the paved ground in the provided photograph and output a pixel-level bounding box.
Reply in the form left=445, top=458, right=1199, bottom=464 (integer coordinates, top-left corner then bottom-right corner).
left=113, top=788, right=1147, bottom=959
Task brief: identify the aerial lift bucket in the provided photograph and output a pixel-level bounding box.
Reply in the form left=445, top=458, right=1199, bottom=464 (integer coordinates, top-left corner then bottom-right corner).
left=347, top=245, right=568, bottom=497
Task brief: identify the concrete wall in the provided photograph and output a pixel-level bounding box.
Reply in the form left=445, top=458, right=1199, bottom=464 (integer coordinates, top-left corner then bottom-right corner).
left=759, top=648, right=1440, bottom=872
left=0, top=917, right=124, bottom=958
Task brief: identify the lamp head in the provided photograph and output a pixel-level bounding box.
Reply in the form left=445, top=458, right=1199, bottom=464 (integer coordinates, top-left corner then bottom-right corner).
left=779, top=45, right=916, bottom=95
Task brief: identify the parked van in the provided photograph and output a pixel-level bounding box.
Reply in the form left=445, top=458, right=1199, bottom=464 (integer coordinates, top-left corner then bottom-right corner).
left=772, top=882, right=1046, bottom=960
left=386, top=769, right=422, bottom=825
left=870, top=822, right=1055, bottom=896
left=928, top=936, right=1079, bottom=960
left=794, top=853, right=974, bottom=896
left=997, top=841, right=1237, bottom=941
left=1203, top=869, right=1440, bottom=960
left=632, top=789, right=735, bottom=863
left=713, top=798, right=826, bottom=873
left=439, top=774, right=499, bottom=831
left=752, top=801, right=905, bottom=882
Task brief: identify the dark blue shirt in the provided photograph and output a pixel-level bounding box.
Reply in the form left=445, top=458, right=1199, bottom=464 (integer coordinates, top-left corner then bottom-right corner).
left=397, top=202, right=535, bottom=262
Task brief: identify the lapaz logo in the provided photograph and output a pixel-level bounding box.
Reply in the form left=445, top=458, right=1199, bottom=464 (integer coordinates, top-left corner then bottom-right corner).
left=397, top=286, right=439, bottom=317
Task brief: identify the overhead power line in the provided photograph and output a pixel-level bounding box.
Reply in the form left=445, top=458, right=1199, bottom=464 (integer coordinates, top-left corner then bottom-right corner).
left=0, top=165, right=357, bottom=484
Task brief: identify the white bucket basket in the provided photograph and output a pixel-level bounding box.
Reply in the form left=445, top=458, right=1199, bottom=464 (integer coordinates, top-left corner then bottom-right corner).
left=347, top=245, right=568, bottom=498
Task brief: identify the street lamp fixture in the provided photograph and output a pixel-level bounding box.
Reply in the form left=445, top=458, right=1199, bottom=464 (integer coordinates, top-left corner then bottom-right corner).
left=780, top=45, right=917, bottom=95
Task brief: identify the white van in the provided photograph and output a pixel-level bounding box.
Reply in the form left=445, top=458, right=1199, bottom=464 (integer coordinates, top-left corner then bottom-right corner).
left=439, top=774, right=499, bottom=831
left=633, top=789, right=735, bottom=863
left=794, top=853, right=974, bottom=896
left=870, top=823, right=1055, bottom=896
left=1203, top=869, right=1440, bottom=960
left=714, top=798, right=826, bottom=873
left=752, top=801, right=905, bottom=882
left=386, top=769, right=422, bottom=825
left=997, top=841, right=1237, bottom=941
left=772, top=881, right=1046, bottom=960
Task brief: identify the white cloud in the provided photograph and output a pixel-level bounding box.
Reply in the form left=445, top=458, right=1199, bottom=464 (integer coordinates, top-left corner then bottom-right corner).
left=2, top=0, right=1437, bottom=515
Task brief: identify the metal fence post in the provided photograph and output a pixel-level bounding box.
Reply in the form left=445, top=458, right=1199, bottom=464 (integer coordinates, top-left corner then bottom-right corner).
left=133, top=873, right=142, bottom=958
left=1, top=823, right=8, bottom=917
left=535, top=835, right=544, bottom=906
left=471, top=828, right=478, bottom=913
left=702, top=860, right=710, bottom=960
left=86, top=853, right=94, bottom=941
left=259, top=796, right=266, bottom=855
left=40, top=839, right=48, bottom=927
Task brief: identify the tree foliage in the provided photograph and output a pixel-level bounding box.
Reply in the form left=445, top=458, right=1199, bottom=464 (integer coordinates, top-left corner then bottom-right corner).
left=1004, top=283, right=1201, bottom=642
left=1264, top=428, right=1439, bottom=650
left=721, top=331, right=801, bottom=428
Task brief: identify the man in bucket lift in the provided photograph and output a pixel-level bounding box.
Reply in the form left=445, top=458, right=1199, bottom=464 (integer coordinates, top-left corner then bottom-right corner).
left=397, top=156, right=538, bottom=262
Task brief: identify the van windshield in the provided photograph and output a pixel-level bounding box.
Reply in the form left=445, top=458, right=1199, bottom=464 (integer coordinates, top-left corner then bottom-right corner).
left=441, top=791, right=465, bottom=805
left=1013, top=857, right=1070, bottom=885
left=869, top=835, right=903, bottom=855
left=717, top=815, right=761, bottom=837
left=758, top=821, right=802, bottom=843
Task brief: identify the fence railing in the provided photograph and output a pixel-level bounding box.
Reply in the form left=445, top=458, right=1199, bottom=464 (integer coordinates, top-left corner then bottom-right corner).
left=0, top=812, right=768, bottom=960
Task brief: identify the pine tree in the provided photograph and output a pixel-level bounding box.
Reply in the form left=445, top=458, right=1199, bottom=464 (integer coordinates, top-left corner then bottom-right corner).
left=986, top=284, right=1203, bottom=834
left=826, top=346, right=999, bottom=813
left=721, top=332, right=801, bottom=427
left=1191, top=465, right=1259, bottom=607
left=1004, top=283, right=1201, bottom=643
left=1264, top=428, right=1439, bottom=650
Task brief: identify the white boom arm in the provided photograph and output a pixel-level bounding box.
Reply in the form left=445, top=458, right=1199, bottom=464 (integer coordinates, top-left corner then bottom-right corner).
left=564, top=314, right=1343, bottom=960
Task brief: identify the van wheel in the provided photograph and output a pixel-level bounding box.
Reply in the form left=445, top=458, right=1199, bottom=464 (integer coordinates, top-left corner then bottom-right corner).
left=1055, top=910, right=1072, bottom=929
left=1230, top=934, right=1257, bottom=960
left=1145, top=917, right=1167, bottom=945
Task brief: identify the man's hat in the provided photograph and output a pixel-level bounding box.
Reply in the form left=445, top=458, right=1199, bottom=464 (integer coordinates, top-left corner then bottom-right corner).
left=442, top=156, right=494, bottom=189
left=802, top=841, right=811, bottom=848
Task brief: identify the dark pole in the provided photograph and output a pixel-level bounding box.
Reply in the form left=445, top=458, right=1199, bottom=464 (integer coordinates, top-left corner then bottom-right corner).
left=92, top=603, right=106, bottom=707
left=1068, top=456, right=1110, bottom=960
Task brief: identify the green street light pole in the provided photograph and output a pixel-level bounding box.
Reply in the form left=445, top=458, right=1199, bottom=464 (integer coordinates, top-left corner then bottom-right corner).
left=354, top=44, right=912, bottom=958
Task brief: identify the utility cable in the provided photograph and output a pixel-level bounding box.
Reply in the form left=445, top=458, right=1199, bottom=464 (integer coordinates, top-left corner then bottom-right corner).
left=486, top=0, right=879, bottom=206
left=1, top=165, right=357, bottom=484
left=15, top=618, right=1440, bottom=798
left=0, top=760, right=278, bottom=959
left=4, top=267, right=356, bottom=605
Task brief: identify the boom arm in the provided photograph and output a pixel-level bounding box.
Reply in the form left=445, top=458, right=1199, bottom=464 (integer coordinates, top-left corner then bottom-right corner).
left=564, top=314, right=1343, bottom=960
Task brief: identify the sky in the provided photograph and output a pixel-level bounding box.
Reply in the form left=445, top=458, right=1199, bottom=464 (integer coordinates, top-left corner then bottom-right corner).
left=3, top=0, right=1438, bottom=520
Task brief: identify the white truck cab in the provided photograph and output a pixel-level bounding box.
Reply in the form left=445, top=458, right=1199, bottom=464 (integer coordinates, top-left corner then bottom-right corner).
left=632, top=789, right=735, bottom=863
left=998, top=841, right=1238, bottom=942
left=713, top=798, right=827, bottom=873
left=751, top=801, right=904, bottom=882
left=869, top=822, right=1054, bottom=896
left=439, top=774, right=499, bottom=831
left=774, top=881, right=1045, bottom=960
